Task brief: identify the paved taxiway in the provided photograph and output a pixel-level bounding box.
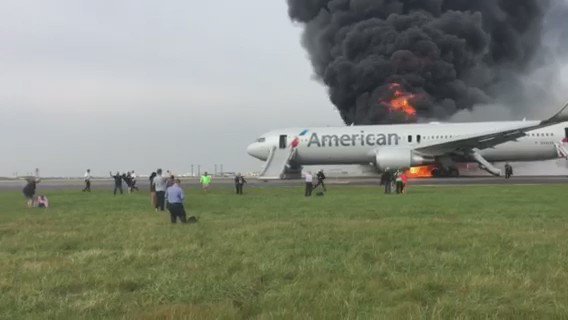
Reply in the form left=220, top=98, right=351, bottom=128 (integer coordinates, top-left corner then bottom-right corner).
left=1, top=176, right=567, bottom=192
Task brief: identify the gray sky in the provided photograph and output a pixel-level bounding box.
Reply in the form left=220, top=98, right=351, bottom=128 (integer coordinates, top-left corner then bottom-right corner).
left=2, top=1, right=567, bottom=178
left=0, top=0, right=343, bottom=177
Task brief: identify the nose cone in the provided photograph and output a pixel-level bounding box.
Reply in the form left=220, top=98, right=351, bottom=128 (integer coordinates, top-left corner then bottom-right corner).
left=247, top=143, right=269, bottom=160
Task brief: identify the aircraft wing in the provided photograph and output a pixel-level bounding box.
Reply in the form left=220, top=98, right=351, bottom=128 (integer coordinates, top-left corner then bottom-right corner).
left=415, top=101, right=568, bottom=157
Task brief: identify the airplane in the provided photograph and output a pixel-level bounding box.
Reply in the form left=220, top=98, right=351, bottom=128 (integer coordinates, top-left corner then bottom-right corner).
left=246, top=103, right=568, bottom=179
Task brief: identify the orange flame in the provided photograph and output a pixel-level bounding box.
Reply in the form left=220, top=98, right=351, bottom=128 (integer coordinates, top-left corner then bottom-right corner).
left=406, top=165, right=436, bottom=178
left=380, top=83, right=417, bottom=117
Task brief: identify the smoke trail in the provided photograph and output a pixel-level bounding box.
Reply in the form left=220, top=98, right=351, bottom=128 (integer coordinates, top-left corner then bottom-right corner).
left=287, top=0, right=566, bottom=124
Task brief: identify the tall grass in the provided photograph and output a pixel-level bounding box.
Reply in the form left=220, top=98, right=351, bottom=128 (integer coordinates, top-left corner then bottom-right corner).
left=1, top=185, right=567, bottom=319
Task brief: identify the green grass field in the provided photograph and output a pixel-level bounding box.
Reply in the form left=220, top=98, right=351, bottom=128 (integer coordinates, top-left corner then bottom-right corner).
left=1, top=184, right=568, bottom=319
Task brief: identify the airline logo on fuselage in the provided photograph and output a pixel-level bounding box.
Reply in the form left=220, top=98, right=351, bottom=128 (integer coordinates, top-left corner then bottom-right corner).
left=291, top=129, right=310, bottom=148
left=307, top=132, right=400, bottom=148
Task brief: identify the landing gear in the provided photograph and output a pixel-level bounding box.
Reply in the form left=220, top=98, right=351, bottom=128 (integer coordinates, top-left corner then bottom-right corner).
left=431, top=167, right=441, bottom=177
left=448, top=167, right=460, bottom=177
left=431, top=166, right=460, bottom=178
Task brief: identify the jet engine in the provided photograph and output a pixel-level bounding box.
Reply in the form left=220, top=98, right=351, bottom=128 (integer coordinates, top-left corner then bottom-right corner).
left=375, top=148, right=433, bottom=171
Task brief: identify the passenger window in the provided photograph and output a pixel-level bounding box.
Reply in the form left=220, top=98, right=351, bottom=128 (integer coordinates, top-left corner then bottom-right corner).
left=417, top=135, right=421, bottom=143
left=408, top=135, right=413, bottom=143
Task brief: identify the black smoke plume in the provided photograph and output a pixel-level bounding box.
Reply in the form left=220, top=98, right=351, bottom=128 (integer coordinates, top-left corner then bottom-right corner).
left=287, top=0, right=564, bottom=124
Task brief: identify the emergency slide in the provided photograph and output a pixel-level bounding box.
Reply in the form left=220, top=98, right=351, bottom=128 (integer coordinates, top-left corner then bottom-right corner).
left=258, top=146, right=297, bottom=180
left=555, top=142, right=568, bottom=158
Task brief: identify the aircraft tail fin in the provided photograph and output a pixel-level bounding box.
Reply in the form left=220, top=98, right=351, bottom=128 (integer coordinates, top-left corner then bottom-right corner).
left=542, top=100, right=568, bottom=125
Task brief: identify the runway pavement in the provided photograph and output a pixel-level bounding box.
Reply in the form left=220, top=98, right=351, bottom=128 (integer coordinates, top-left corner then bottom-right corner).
left=1, top=176, right=567, bottom=192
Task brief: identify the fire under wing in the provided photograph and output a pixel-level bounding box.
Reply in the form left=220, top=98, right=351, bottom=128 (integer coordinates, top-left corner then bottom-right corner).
left=413, top=102, right=568, bottom=176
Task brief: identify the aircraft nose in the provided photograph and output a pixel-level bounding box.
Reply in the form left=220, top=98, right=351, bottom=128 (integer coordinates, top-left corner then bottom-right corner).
left=247, top=142, right=268, bottom=160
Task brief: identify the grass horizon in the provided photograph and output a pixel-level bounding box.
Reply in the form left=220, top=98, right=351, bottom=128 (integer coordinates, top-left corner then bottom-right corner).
left=1, top=184, right=568, bottom=319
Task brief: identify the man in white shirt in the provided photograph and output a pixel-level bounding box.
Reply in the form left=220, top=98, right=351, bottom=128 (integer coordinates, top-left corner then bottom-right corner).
left=304, top=171, right=313, bottom=197
left=130, top=170, right=139, bottom=192
left=153, top=169, right=167, bottom=212
left=82, top=169, right=92, bottom=192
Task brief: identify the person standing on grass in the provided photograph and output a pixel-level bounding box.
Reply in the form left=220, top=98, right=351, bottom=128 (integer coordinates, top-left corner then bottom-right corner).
left=153, top=169, right=167, bottom=212
left=149, top=172, right=157, bottom=207
left=110, top=171, right=124, bottom=195
left=314, top=169, right=327, bottom=192
left=381, top=168, right=392, bottom=194
left=130, top=170, right=139, bottom=192
left=401, top=171, right=409, bottom=194
left=234, top=173, right=247, bottom=195
left=166, top=174, right=176, bottom=188
left=82, top=169, right=92, bottom=192
left=122, top=172, right=132, bottom=193
left=200, top=172, right=212, bottom=192
left=164, top=174, right=176, bottom=209
left=395, top=170, right=404, bottom=194
left=22, top=177, right=40, bottom=208
left=166, top=179, right=187, bottom=224
left=304, top=171, right=313, bottom=197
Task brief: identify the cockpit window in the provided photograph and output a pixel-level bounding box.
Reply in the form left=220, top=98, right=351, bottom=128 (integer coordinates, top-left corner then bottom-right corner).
left=257, top=137, right=266, bottom=143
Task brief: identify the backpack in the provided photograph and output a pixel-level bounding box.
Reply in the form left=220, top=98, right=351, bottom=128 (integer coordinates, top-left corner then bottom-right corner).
left=188, top=216, right=198, bottom=224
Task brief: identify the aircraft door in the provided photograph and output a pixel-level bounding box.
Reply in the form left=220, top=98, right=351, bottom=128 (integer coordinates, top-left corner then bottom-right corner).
left=279, top=135, right=288, bottom=149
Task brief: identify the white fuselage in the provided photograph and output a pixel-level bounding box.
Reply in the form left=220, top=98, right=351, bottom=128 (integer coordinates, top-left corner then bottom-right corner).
left=247, top=121, right=568, bottom=165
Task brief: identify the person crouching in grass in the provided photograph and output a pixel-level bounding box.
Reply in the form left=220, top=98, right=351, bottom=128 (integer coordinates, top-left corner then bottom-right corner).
left=166, top=179, right=187, bottom=224
left=37, top=195, right=49, bottom=208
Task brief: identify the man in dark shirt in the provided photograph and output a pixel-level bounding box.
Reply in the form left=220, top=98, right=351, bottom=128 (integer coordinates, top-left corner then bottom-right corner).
left=382, top=169, right=393, bottom=194
left=122, top=173, right=132, bottom=193
left=110, top=171, right=123, bottom=195
left=23, top=177, right=40, bottom=208
left=505, top=163, right=513, bottom=179
left=314, top=169, right=327, bottom=192
left=234, top=173, right=247, bottom=195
